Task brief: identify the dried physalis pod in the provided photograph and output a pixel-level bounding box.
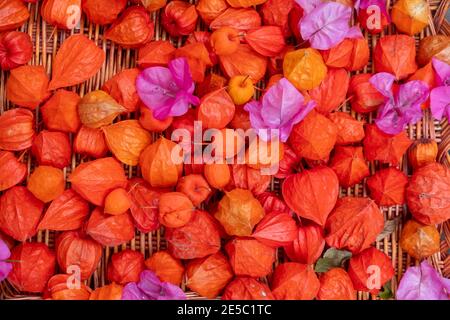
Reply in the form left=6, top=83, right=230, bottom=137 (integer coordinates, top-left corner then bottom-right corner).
left=204, top=163, right=230, bottom=190
left=78, top=90, right=126, bottom=128
left=0, top=0, right=30, bottom=32
left=89, top=283, right=123, bottom=300
left=196, top=0, right=228, bottom=25
left=73, top=126, right=108, bottom=159
left=82, top=0, right=127, bottom=25
left=417, top=35, right=450, bottom=66
left=141, top=0, right=167, bottom=12
left=27, top=166, right=65, bottom=203
left=162, top=0, right=198, bottom=37
left=317, top=268, right=356, bottom=300
left=348, top=73, right=385, bottom=114
left=102, top=69, right=140, bottom=112
left=41, top=90, right=81, bottom=133
left=56, top=231, right=102, bottom=280
left=104, top=188, right=131, bottom=216
left=176, top=174, right=212, bottom=207
left=222, top=277, right=274, bottom=300
left=6, top=65, right=51, bottom=110
left=107, top=250, right=145, bottom=285
left=391, top=0, right=429, bottom=36
left=158, top=192, right=194, bottom=228
left=137, top=40, right=176, bottom=68
left=41, top=0, right=81, bottom=29
left=32, top=130, right=72, bottom=169
left=0, top=151, right=27, bottom=192
left=408, top=139, right=438, bottom=170
left=0, top=31, right=32, bottom=70
left=145, top=251, right=185, bottom=285
left=400, top=220, right=440, bottom=260
left=367, top=167, right=409, bottom=206
left=270, top=263, right=320, bottom=300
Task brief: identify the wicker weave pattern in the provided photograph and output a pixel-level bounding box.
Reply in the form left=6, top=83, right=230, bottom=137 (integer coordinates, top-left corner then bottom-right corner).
left=0, top=0, right=449, bottom=300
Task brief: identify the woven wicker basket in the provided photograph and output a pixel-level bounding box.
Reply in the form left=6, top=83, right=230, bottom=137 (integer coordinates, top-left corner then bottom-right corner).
left=0, top=0, right=449, bottom=300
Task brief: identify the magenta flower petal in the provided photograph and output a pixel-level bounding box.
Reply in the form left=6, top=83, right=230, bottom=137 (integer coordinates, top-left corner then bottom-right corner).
left=0, top=239, right=10, bottom=260
left=346, top=26, right=364, bottom=39
left=300, top=2, right=352, bottom=50
left=0, top=239, right=12, bottom=282
left=122, top=282, right=151, bottom=300
left=136, top=58, right=199, bottom=121
left=370, top=72, right=395, bottom=98
left=138, top=270, right=163, bottom=297
left=156, top=282, right=186, bottom=300
left=432, top=57, right=450, bottom=86
left=295, top=0, right=323, bottom=14
left=430, top=86, right=450, bottom=120
left=244, top=78, right=314, bottom=142
left=397, top=260, right=450, bottom=300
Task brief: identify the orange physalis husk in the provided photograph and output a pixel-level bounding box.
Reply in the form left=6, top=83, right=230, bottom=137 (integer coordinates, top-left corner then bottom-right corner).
left=41, top=0, right=81, bottom=29
left=256, top=192, right=290, bottom=215
left=261, top=0, right=294, bottom=37
left=219, top=44, right=267, bottom=83
left=270, top=263, right=320, bottom=300
left=309, top=68, right=350, bottom=114
left=288, top=109, right=337, bottom=160
left=73, top=126, right=108, bottom=159
left=0, top=186, right=43, bottom=241
left=229, top=106, right=251, bottom=131
left=86, top=207, right=135, bottom=247
left=56, top=230, right=102, bottom=280
left=252, top=212, right=297, bottom=248
left=222, top=277, right=274, bottom=300
left=0, top=151, right=26, bottom=192
left=196, top=0, right=228, bottom=25
left=410, top=140, right=439, bottom=172
left=46, top=274, right=92, bottom=300
left=417, top=35, right=450, bottom=66
left=348, top=73, right=385, bottom=114
left=208, top=128, right=245, bottom=159
left=145, top=251, right=185, bottom=285
left=0, top=0, right=29, bottom=32
left=225, top=237, right=275, bottom=277
left=69, top=157, right=128, bottom=206
left=197, top=73, right=227, bottom=98
left=139, top=104, right=173, bottom=132
left=400, top=219, right=440, bottom=260
left=38, top=189, right=89, bottom=231
left=49, top=34, right=105, bottom=90
left=283, top=48, right=327, bottom=91
left=284, top=224, right=325, bottom=264
left=329, top=146, right=370, bottom=188
left=105, top=6, right=154, bottom=48
left=321, top=38, right=369, bottom=71
left=141, top=0, right=167, bottom=12
left=210, top=27, right=240, bottom=56
left=227, top=0, right=267, bottom=7
left=204, top=163, right=231, bottom=190
left=6, top=65, right=51, bottom=109
left=137, top=40, right=176, bottom=68
left=174, top=42, right=213, bottom=83
left=317, top=268, right=356, bottom=300
left=325, top=197, right=384, bottom=254
left=89, top=283, right=123, bottom=300
left=107, top=250, right=145, bottom=285
left=41, top=89, right=81, bottom=133
left=162, top=1, right=198, bottom=37
left=166, top=210, right=221, bottom=259
left=27, top=166, right=65, bottom=203
left=392, top=0, right=429, bottom=36
left=176, top=174, right=212, bottom=207
left=215, top=188, right=265, bottom=236
left=127, top=178, right=162, bottom=233
left=104, top=188, right=131, bottom=216
left=102, top=69, right=140, bottom=112
left=347, top=247, right=394, bottom=294
left=197, top=89, right=236, bottom=129
left=367, top=167, right=408, bottom=206
left=32, top=130, right=71, bottom=169
left=374, top=35, right=418, bottom=80
left=78, top=90, right=126, bottom=129
left=210, top=8, right=261, bottom=31
left=406, top=163, right=450, bottom=225
left=282, top=166, right=339, bottom=226
left=244, top=26, right=286, bottom=57
left=102, top=120, right=151, bottom=166
left=275, top=144, right=300, bottom=179
left=82, top=0, right=127, bottom=25
left=8, top=242, right=56, bottom=293
left=186, top=252, right=234, bottom=299
left=0, top=31, right=33, bottom=71
left=328, top=112, right=365, bottom=145
left=363, top=124, right=413, bottom=165
left=139, top=137, right=183, bottom=188
left=158, top=192, right=194, bottom=228
left=187, top=31, right=218, bottom=66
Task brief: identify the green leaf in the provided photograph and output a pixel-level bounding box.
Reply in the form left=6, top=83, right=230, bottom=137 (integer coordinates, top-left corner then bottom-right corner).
left=378, top=282, right=393, bottom=300
left=376, top=217, right=400, bottom=242
left=314, top=248, right=352, bottom=273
